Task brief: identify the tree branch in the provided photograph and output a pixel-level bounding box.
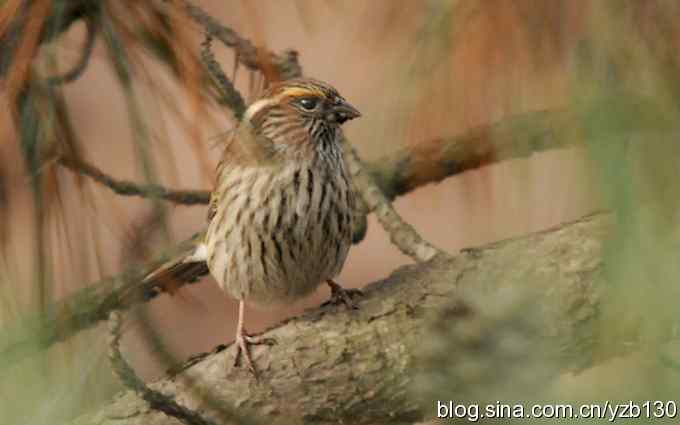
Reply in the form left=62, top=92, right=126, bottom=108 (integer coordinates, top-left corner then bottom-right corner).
left=58, top=156, right=210, bottom=205
left=169, top=0, right=302, bottom=82
left=344, top=141, right=447, bottom=262
left=0, top=0, right=94, bottom=77
left=200, top=34, right=246, bottom=119
left=108, top=311, right=219, bottom=425
left=64, top=213, right=610, bottom=425
left=0, top=233, right=204, bottom=368
left=46, top=17, right=97, bottom=86
left=367, top=108, right=576, bottom=201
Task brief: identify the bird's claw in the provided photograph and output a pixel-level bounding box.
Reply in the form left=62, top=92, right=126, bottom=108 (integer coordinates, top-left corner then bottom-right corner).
left=324, top=281, right=363, bottom=310
left=233, top=332, right=276, bottom=378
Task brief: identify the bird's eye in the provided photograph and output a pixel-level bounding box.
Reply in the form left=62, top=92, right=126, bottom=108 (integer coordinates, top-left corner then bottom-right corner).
left=298, top=97, right=319, bottom=111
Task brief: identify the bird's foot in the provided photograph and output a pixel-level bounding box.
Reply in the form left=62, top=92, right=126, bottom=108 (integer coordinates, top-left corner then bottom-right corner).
left=323, top=279, right=363, bottom=310
left=232, top=331, right=276, bottom=378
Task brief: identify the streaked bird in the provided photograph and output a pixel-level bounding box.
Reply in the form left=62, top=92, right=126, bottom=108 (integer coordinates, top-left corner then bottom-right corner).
left=145, top=78, right=361, bottom=375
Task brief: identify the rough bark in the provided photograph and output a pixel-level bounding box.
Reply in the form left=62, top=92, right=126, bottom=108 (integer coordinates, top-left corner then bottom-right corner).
left=67, top=213, right=609, bottom=425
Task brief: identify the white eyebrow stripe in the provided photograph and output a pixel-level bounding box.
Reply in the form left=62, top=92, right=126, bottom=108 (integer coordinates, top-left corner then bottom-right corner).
left=244, top=90, right=305, bottom=121
left=244, top=98, right=277, bottom=121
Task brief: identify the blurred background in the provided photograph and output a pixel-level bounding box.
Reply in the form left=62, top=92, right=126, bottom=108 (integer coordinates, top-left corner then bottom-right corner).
left=3, top=0, right=680, bottom=423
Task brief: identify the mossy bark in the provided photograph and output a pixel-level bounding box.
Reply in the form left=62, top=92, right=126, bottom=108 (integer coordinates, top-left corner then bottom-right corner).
left=69, top=213, right=609, bottom=425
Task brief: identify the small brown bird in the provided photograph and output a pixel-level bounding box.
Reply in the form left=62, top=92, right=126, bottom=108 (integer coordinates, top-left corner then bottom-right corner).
left=146, top=78, right=361, bottom=375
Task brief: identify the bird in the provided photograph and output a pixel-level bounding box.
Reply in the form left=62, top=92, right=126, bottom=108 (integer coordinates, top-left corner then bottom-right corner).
left=144, top=78, right=362, bottom=376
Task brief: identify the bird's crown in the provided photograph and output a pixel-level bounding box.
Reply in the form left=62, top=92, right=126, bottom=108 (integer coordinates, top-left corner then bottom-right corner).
left=261, top=78, right=340, bottom=102
left=244, top=78, right=359, bottom=124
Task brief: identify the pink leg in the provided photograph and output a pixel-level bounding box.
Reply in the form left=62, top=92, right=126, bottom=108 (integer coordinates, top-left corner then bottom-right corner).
left=232, top=300, right=275, bottom=378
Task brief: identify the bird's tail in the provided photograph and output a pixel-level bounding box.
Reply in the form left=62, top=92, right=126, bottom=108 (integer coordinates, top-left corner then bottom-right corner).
left=140, top=231, right=210, bottom=297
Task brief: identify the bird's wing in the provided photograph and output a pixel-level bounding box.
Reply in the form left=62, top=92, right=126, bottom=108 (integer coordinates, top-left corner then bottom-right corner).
left=219, top=122, right=278, bottom=167
left=141, top=231, right=210, bottom=296
left=140, top=125, right=275, bottom=294
left=207, top=123, right=278, bottom=223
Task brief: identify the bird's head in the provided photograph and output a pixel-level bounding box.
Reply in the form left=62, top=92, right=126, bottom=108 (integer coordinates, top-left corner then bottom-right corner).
left=243, top=78, right=361, bottom=150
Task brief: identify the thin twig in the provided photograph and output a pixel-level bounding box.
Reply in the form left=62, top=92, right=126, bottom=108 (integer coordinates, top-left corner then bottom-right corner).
left=108, top=310, right=217, bottom=425
left=343, top=109, right=575, bottom=262
left=0, top=0, right=92, bottom=77
left=169, top=0, right=301, bottom=81
left=343, top=140, right=447, bottom=262
left=201, top=34, right=246, bottom=119
left=58, top=156, right=210, bottom=205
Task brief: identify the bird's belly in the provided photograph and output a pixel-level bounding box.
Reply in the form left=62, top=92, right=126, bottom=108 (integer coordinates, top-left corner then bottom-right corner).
left=246, top=227, right=349, bottom=306
left=205, top=164, right=353, bottom=305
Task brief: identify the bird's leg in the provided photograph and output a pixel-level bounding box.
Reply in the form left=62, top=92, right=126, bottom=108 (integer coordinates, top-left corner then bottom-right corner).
left=232, top=299, right=275, bottom=377
left=323, top=279, right=362, bottom=309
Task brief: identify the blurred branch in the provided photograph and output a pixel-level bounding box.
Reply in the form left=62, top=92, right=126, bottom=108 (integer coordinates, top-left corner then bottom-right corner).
left=0, top=232, right=204, bottom=368
left=108, top=311, right=218, bottom=425
left=65, top=213, right=611, bottom=425
left=0, top=0, right=95, bottom=77
left=200, top=34, right=246, bottom=118
left=0, top=0, right=302, bottom=82
left=109, top=302, right=266, bottom=425
left=168, top=0, right=302, bottom=82
left=58, top=156, right=210, bottom=205
left=367, top=109, right=576, bottom=201
left=46, top=16, right=97, bottom=86
left=346, top=106, right=575, bottom=257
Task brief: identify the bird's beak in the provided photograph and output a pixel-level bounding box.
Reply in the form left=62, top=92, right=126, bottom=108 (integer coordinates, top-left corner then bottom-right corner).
left=331, top=101, right=361, bottom=124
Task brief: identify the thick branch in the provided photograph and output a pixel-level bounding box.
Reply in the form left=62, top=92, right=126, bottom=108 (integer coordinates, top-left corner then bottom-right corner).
left=367, top=108, right=576, bottom=201
left=66, top=213, right=609, bottom=425
left=0, top=233, right=204, bottom=368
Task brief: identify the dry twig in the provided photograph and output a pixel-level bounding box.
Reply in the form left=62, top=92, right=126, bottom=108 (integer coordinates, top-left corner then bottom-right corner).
left=200, top=34, right=246, bottom=118
left=168, top=0, right=301, bottom=82
left=108, top=310, right=217, bottom=425
left=46, top=17, right=97, bottom=86
left=344, top=141, right=446, bottom=262
left=58, top=156, right=210, bottom=205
